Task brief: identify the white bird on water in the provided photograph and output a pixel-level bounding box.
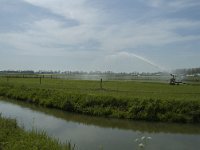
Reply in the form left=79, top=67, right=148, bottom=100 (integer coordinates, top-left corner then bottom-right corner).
left=147, top=136, right=152, bottom=140
left=141, top=136, right=145, bottom=140
left=139, top=143, right=144, bottom=148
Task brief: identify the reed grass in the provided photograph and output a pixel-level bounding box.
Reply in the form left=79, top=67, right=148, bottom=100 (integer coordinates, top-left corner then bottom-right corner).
left=0, top=115, right=72, bottom=150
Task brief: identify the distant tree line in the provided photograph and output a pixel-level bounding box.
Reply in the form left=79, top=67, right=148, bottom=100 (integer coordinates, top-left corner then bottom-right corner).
left=174, top=67, right=200, bottom=75
left=1, top=68, right=199, bottom=76
left=0, top=70, right=140, bottom=75
left=0, top=70, right=34, bottom=74
left=0, top=70, right=161, bottom=76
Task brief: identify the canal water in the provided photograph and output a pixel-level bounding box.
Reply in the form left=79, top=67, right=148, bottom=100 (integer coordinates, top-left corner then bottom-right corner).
left=0, top=99, right=200, bottom=150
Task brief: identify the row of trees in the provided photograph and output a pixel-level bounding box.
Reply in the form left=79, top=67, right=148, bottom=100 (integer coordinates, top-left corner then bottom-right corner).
left=1, top=67, right=199, bottom=76
left=0, top=70, right=140, bottom=75
left=174, top=67, right=200, bottom=75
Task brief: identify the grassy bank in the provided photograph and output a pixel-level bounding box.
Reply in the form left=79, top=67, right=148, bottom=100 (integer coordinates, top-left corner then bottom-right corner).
left=0, top=78, right=200, bottom=123
left=0, top=115, right=72, bottom=150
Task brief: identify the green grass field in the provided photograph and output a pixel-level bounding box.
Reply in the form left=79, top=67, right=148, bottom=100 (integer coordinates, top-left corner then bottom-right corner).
left=1, top=77, right=200, bottom=100
left=0, top=77, right=200, bottom=123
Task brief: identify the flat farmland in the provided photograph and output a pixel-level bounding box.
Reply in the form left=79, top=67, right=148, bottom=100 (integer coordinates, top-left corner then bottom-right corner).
left=0, top=77, right=200, bottom=123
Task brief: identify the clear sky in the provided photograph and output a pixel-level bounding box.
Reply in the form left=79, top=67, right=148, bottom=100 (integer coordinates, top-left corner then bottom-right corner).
left=0, top=0, right=200, bottom=73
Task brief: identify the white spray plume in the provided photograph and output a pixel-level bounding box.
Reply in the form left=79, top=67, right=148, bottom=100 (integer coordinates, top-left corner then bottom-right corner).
left=109, top=51, right=167, bottom=71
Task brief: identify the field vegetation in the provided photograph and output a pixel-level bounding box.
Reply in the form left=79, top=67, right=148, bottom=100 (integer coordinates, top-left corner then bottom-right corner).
left=0, top=115, right=72, bottom=150
left=0, top=77, right=200, bottom=123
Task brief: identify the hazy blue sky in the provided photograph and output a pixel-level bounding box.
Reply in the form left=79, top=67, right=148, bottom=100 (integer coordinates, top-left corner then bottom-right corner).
left=0, top=0, right=200, bottom=72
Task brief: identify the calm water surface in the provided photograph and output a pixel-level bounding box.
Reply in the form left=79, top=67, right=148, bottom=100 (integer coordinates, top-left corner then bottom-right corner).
left=0, top=99, right=200, bottom=150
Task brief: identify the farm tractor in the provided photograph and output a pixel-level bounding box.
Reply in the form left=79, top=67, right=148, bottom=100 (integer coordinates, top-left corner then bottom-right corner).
left=169, top=74, right=182, bottom=85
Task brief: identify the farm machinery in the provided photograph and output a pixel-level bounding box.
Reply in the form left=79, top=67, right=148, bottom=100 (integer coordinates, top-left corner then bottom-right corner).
left=169, top=74, right=182, bottom=85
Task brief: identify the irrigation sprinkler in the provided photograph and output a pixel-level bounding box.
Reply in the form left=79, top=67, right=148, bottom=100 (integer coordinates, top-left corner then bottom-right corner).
left=169, top=74, right=182, bottom=85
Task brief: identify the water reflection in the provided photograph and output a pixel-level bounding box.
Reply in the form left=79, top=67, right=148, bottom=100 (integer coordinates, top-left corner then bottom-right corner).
left=2, top=98, right=199, bottom=134
left=0, top=99, right=200, bottom=150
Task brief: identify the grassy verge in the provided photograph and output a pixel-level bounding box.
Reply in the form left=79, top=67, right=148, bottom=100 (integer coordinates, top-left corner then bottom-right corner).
left=0, top=115, right=72, bottom=150
left=0, top=78, right=200, bottom=123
